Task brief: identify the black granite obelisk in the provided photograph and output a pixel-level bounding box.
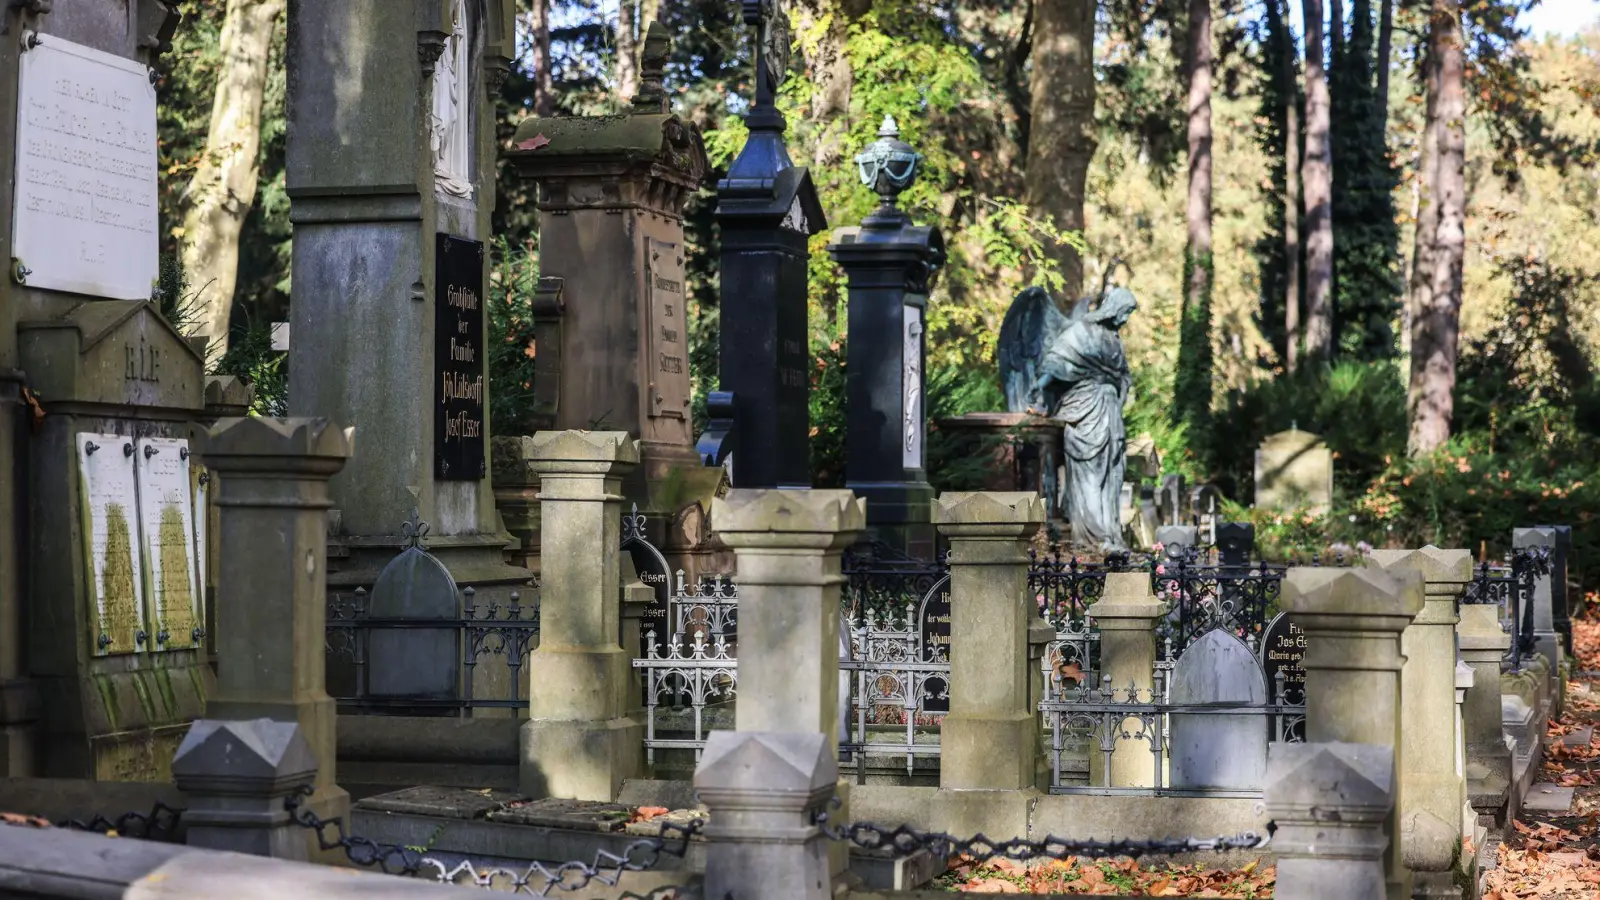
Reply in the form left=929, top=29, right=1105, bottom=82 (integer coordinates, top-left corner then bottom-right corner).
left=702, top=0, right=826, bottom=488
left=829, top=118, right=947, bottom=558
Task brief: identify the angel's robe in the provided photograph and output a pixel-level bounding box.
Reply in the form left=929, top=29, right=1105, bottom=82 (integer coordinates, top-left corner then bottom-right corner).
left=1039, top=291, right=1136, bottom=550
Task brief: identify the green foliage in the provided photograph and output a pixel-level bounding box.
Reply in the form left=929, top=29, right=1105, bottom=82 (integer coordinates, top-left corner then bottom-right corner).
left=924, top=363, right=1008, bottom=493
left=810, top=336, right=849, bottom=488
left=1173, top=250, right=1215, bottom=450
left=487, top=239, right=541, bottom=438
left=212, top=313, right=289, bottom=417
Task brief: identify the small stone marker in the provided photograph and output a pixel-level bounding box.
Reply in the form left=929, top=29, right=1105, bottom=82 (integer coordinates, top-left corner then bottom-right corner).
left=1523, top=784, right=1575, bottom=813
left=365, top=536, right=460, bottom=703
left=1169, top=629, right=1269, bottom=791
left=1254, top=428, right=1334, bottom=514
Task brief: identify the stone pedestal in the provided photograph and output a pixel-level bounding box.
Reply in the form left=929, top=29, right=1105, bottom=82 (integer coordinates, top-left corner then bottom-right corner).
left=1284, top=567, right=1422, bottom=900
left=286, top=0, right=528, bottom=610
left=933, top=415, right=1064, bottom=519
left=711, top=488, right=863, bottom=874
left=1457, top=604, right=1511, bottom=827
left=1087, top=573, right=1165, bottom=788
left=933, top=493, right=1044, bottom=828
left=204, top=418, right=353, bottom=835
left=695, top=731, right=838, bottom=900
left=1366, top=547, right=1469, bottom=899
left=829, top=119, right=946, bottom=560
left=1266, top=742, right=1395, bottom=900
left=172, top=719, right=318, bottom=860
left=519, top=431, right=643, bottom=802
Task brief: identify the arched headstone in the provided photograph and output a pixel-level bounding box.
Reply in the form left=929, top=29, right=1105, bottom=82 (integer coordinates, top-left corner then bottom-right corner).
left=1169, top=629, right=1268, bottom=791
left=367, top=524, right=461, bottom=706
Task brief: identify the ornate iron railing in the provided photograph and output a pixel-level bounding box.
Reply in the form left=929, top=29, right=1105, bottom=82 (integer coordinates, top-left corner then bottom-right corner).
left=1152, top=553, right=1285, bottom=659
left=840, top=574, right=951, bottom=782
left=1461, top=546, right=1551, bottom=671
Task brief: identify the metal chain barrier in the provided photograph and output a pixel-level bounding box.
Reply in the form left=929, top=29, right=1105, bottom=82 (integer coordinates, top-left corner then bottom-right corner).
left=0, top=801, right=183, bottom=843
left=285, top=785, right=702, bottom=895
left=814, top=800, right=1268, bottom=864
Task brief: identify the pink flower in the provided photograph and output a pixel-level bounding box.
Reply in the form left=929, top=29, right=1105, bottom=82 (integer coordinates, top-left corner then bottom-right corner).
left=1156, top=564, right=1167, bottom=575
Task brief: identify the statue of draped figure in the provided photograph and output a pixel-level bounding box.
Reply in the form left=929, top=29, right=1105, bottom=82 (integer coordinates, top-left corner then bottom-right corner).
left=999, top=285, right=1138, bottom=551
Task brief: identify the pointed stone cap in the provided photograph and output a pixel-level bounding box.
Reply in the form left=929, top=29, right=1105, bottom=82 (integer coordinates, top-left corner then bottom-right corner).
left=694, top=731, right=837, bottom=798
left=1365, top=546, right=1472, bottom=587
left=1513, top=526, right=1558, bottom=548
left=712, top=490, right=865, bottom=542
left=171, top=718, right=318, bottom=792
left=932, top=492, right=1045, bottom=527
left=203, top=375, right=254, bottom=411
left=1265, top=742, right=1394, bottom=819
left=1283, top=567, right=1423, bottom=620
left=1458, top=604, right=1511, bottom=651
left=527, top=431, right=640, bottom=480
left=1089, top=571, right=1165, bottom=621
left=204, top=417, right=353, bottom=465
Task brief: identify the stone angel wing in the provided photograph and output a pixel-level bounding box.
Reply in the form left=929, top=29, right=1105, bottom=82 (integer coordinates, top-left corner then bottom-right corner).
left=998, top=286, right=1074, bottom=414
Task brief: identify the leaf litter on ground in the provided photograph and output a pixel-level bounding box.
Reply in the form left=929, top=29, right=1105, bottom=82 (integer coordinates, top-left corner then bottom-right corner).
left=935, top=854, right=1273, bottom=896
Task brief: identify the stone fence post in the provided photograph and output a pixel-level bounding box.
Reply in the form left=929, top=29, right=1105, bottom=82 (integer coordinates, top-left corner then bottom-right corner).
left=520, top=431, right=642, bottom=802
left=172, top=719, right=318, bottom=859
left=1458, top=601, right=1511, bottom=828
left=711, top=488, right=864, bottom=876
left=695, top=731, right=838, bottom=900
left=1366, top=547, right=1470, bottom=899
left=202, top=417, right=352, bottom=833
left=1266, top=742, right=1396, bottom=900
left=932, top=492, right=1044, bottom=835
left=1088, top=573, right=1165, bottom=789
left=1284, top=567, right=1421, bottom=900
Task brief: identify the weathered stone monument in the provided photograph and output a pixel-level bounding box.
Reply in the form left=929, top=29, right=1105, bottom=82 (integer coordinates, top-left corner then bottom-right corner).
left=285, top=0, right=528, bottom=601
left=830, top=118, right=946, bottom=558
left=0, top=0, right=210, bottom=780
left=1168, top=630, right=1268, bottom=791
left=1254, top=428, right=1334, bottom=514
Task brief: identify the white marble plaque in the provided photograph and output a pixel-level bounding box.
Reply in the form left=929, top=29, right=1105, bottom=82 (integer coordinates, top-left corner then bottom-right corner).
left=134, top=438, right=200, bottom=651
left=13, top=34, right=159, bottom=300
left=902, top=305, right=924, bottom=469
left=77, top=433, right=146, bottom=656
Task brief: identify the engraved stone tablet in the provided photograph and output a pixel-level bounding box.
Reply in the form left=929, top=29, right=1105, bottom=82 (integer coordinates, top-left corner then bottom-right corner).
left=13, top=35, right=158, bottom=299
left=135, top=438, right=200, bottom=651
left=77, top=433, right=146, bottom=656
left=647, top=238, right=689, bottom=420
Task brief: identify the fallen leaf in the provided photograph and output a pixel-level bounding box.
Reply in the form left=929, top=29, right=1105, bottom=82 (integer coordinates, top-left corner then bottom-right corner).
left=516, top=134, right=552, bottom=151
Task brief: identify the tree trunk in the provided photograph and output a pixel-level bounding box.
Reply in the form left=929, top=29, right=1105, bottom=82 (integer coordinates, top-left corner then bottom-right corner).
left=1377, top=0, right=1393, bottom=125
left=616, top=0, right=639, bottom=103
left=1406, top=0, right=1466, bottom=454
left=181, top=0, right=286, bottom=356
left=1174, top=0, right=1214, bottom=428
left=531, top=0, right=555, bottom=117
left=793, top=0, right=871, bottom=167
left=1301, top=0, right=1335, bottom=361
left=1330, top=0, right=1343, bottom=65
left=1282, top=0, right=1302, bottom=374
left=1024, top=0, right=1097, bottom=302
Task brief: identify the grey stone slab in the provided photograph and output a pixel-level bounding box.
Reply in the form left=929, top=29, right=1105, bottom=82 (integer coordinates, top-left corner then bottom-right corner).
left=354, top=786, right=526, bottom=819
left=348, top=806, right=707, bottom=871
left=1562, top=726, right=1594, bottom=748
left=617, top=779, right=701, bottom=811
left=485, top=797, right=632, bottom=832
left=1523, top=783, right=1575, bottom=813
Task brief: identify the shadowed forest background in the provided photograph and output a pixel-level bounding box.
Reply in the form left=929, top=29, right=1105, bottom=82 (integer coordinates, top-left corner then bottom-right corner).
left=156, top=0, right=1600, bottom=576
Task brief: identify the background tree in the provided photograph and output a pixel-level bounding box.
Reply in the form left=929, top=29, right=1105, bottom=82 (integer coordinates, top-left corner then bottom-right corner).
left=1253, top=0, right=1302, bottom=372
left=1174, top=0, right=1215, bottom=435
left=1406, top=0, right=1466, bottom=453
left=1024, top=0, right=1097, bottom=304
left=1301, top=0, right=1335, bottom=360
left=178, top=0, right=286, bottom=355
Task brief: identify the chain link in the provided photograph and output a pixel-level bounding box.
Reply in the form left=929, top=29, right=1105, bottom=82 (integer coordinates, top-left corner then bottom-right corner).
left=285, top=785, right=702, bottom=894
left=0, top=800, right=184, bottom=843
left=814, top=801, right=1267, bottom=863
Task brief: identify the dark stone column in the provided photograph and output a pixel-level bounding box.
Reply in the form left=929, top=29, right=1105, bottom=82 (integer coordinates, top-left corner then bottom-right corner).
left=829, top=118, right=946, bottom=558
left=705, top=1, right=826, bottom=489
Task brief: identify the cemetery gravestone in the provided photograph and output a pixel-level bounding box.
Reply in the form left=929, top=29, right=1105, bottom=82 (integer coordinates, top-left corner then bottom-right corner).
left=1254, top=428, right=1334, bottom=514
left=365, top=533, right=462, bottom=709
left=1216, top=522, right=1255, bottom=568
left=287, top=0, right=529, bottom=612
left=1260, top=612, right=1307, bottom=740
left=1169, top=630, right=1269, bottom=791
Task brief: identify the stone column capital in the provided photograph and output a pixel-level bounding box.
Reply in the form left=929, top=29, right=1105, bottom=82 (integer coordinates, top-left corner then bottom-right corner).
left=1266, top=742, right=1395, bottom=900
left=1458, top=605, right=1511, bottom=653
left=1088, top=572, right=1165, bottom=629
left=933, top=492, right=1045, bottom=533
left=204, top=417, right=353, bottom=478
left=1366, top=546, right=1470, bottom=626
left=711, top=489, right=865, bottom=552
left=1284, top=567, right=1422, bottom=636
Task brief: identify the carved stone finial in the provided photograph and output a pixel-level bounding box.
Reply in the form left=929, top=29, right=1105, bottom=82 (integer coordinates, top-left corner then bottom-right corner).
left=632, top=21, right=671, bottom=113
left=855, top=115, right=922, bottom=219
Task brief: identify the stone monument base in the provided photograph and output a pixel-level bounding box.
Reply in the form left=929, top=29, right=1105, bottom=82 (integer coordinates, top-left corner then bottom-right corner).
left=935, top=413, right=1063, bottom=518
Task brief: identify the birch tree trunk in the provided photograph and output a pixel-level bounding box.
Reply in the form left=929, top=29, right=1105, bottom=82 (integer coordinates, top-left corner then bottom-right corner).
left=530, top=0, right=555, bottom=117
left=1025, top=0, right=1098, bottom=302
left=1406, top=0, right=1466, bottom=454
left=1301, top=0, right=1335, bottom=361
left=1282, top=0, right=1302, bottom=374
left=181, top=0, right=286, bottom=355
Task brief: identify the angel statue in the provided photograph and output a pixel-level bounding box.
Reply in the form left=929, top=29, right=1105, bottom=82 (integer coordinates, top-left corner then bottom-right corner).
left=998, top=285, right=1138, bottom=551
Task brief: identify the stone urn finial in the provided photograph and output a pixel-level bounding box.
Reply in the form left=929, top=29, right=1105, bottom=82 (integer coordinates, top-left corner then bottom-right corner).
left=856, top=115, right=922, bottom=220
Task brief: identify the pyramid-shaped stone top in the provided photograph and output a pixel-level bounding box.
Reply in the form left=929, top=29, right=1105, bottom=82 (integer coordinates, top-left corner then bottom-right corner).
left=206, top=417, right=353, bottom=460
left=172, top=718, right=317, bottom=782
left=529, top=430, right=640, bottom=465
left=1265, top=742, right=1394, bottom=810
left=1283, top=566, right=1422, bottom=618
left=1366, top=546, right=1471, bottom=583
left=933, top=492, right=1045, bottom=526
left=712, top=489, right=866, bottom=535
left=694, top=731, right=836, bottom=795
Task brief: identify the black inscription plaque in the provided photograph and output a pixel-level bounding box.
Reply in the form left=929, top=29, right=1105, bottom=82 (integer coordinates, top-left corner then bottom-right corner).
left=1260, top=611, right=1306, bottom=741
left=434, top=233, right=487, bottom=480
left=918, top=587, right=951, bottom=714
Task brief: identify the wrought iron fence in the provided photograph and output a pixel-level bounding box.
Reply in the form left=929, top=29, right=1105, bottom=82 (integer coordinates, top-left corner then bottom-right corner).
left=840, top=574, right=951, bottom=782
left=1461, top=546, right=1551, bottom=671
left=1152, top=553, right=1286, bottom=659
